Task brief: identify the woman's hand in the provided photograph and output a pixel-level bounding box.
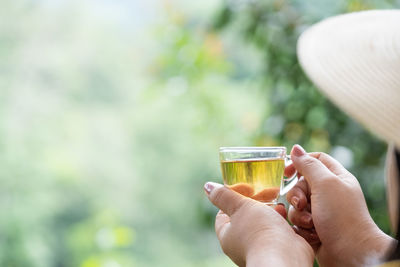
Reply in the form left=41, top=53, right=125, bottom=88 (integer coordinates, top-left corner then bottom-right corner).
left=287, top=145, right=395, bottom=266
left=204, top=182, right=314, bottom=267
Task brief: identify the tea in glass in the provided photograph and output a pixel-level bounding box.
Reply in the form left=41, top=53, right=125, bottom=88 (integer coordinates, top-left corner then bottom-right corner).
left=219, top=147, right=297, bottom=204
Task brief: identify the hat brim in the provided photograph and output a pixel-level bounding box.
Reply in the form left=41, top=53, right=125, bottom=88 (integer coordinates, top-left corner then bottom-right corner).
left=297, top=10, right=400, bottom=148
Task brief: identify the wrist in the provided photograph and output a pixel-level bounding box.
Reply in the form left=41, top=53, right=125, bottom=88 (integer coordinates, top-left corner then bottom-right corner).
left=246, top=250, right=288, bottom=267
left=352, top=223, right=396, bottom=265
left=368, top=229, right=396, bottom=262
left=246, top=236, right=314, bottom=267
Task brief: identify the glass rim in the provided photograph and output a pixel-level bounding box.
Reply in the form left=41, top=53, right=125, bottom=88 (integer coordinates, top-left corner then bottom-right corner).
left=219, top=146, right=286, bottom=152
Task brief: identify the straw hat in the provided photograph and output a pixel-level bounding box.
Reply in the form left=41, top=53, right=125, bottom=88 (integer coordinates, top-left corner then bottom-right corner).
left=297, top=10, right=400, bottom=149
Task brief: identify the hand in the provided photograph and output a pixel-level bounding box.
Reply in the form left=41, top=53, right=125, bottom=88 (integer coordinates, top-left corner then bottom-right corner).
left=204, top=182, right=314, bottom=267
left=286, top=145, right=395, bottom=266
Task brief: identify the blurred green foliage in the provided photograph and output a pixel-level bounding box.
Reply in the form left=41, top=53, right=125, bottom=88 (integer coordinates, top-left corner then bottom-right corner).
left=1, top=0, right=399, bottom=266
left=212, top=0, right=400, bottom=235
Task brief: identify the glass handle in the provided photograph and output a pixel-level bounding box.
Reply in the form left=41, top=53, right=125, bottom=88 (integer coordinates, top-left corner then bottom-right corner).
left=280, top=155, right=298, bottom=195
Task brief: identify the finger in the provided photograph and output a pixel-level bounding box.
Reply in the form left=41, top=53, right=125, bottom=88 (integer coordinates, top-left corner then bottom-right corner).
left=251, top=187, right=280, bottom=202
left=309, top=152, right=351, bottom=177
left=284, top=163, right=296, bottom=177
left=288, top=206, right=314, bottom=229
left=274, top=203, right=287, bottom=218
left=215, top=210, right=230, bottom=239
left=291, top=145, right=337, bottom=188
left=286, top=177, right=309, bottom=211
left=293, top=225, right=321, bottom=247
left=229, top=183, right=254, bottom=197
left=305, top=201, right=311, bottom=212
left=204, top=182, right=249, bottom=216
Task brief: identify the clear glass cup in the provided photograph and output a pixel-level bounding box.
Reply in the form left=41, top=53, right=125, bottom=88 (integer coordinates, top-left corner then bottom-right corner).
left=219, top=147, right=298, bottom=205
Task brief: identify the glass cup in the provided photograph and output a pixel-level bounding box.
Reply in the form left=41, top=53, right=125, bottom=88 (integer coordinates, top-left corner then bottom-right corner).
left=219, top=147, right=298, bottom=205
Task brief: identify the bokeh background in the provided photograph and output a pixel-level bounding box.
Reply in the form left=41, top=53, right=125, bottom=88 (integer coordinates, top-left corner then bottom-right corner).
left=1, top=0, right=400, bottom=266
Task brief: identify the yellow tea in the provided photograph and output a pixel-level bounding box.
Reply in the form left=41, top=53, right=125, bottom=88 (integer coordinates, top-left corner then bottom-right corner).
left=220, top=158, right=284, bottom=203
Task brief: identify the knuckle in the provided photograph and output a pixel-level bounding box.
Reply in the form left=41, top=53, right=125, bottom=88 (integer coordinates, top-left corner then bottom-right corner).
left=285, top=191, right=294, bottom=202
left=212, top=186, right=250, bottom=216
left=312, top=152, right=322, bottom=159
left=212, top=186, right=227, bottom=205
left=289, top=214, right=299, bottom=225
left=318, top=152, right=329, bottom=160
left=302, top=157, right=317, bottom=168
left=286, top=187, right=300, bottom=202
left=322, top=175, right=339, bottom=184
left=232, top=198, right=252, bottom=215
left=292, top=185, right=304, bottom=195
left=316, top=175, right=341, bottom=188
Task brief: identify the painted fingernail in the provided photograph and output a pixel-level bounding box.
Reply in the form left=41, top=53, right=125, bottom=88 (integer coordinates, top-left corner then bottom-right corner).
left=204, top=182, right=214, bottom=194
left=292, top=144, right=306, bottom=157
left=204, top=182, right=222, bottom=194
left=292, top=197, right=299, bottom=209
left=302, top=214, right=312, bottom=224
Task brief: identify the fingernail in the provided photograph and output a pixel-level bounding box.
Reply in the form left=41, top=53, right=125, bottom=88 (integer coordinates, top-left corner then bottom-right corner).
left=204, top=182, right=221, bottom=195
left=301, top=214, right=312, bottom=224
left=292, top=144, right=306, bottom=157
left=291, top=196, right=299, bottom=209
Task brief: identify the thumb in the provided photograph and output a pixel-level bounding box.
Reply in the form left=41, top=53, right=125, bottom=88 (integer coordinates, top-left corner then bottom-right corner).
left=291, top=145, right=336, bottom=189
left=204, top=182, right=249, bottom=216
